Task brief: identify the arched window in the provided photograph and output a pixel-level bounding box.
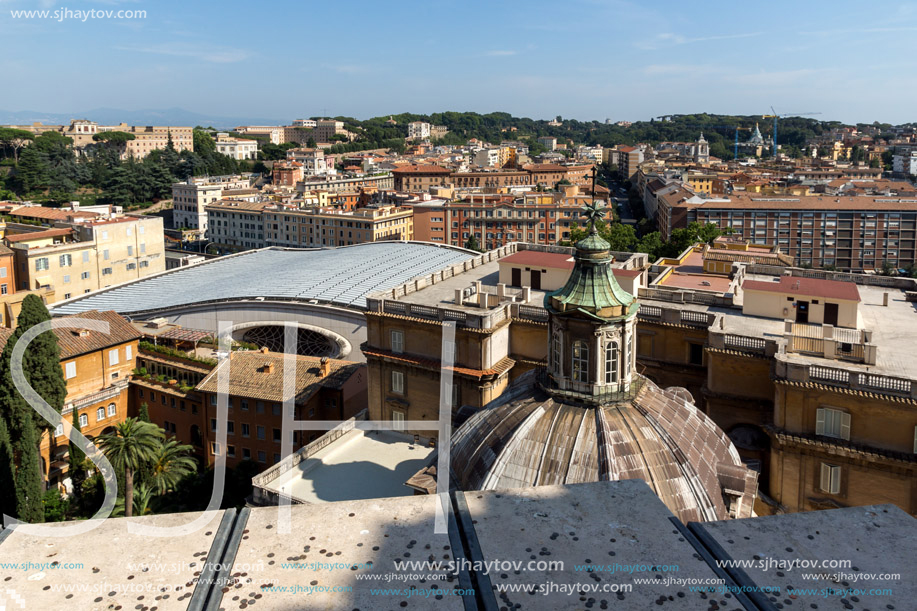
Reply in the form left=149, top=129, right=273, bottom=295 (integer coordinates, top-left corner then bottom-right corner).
left=605, top=341, right=619, bottom=384
left=552, top=331, right=563, bottom=372
left=96, top=407, right=105, bottom=421
left=79, top=413, right=88, bottom=427
left=571, top=340, right=589, bottom=383
left=107, top=403, right=116, bottom=417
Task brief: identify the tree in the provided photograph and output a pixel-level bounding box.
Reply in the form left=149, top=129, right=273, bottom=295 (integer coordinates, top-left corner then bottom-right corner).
left=95, top=419, right=163, bottom=518
left=149, top=438, right=196, bottom=496
left=0, top=128, right=34, bottom=164
left=68, top=407, right=87, bottom=507
left=464, top=235, right=483, bottom=252
left=138, top=402, right=150, bottom=423
left=0, top=294, right=67, bottom=522
left=306, top=137, right=317, bottom=149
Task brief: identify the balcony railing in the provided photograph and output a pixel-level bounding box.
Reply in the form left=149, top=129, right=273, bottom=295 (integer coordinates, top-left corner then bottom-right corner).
left=534, top=366, right=642, bottom=406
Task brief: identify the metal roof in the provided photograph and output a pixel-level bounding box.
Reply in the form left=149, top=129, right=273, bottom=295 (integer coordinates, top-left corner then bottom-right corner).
left=51, top=243, right=475, bottom=317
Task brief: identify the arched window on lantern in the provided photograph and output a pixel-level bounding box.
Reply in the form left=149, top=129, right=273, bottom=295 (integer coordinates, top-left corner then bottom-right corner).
left=572, top=340, right=589, bottom=383
left=605, top=341, right=619, bottom=384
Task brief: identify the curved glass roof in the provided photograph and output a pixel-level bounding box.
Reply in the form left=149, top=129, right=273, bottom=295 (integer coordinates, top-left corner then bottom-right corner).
left=52, top=243, right=475, bottom=316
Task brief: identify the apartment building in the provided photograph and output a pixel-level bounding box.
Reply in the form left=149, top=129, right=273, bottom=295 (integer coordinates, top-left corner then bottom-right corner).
left=195, top=349, right=366, bottom=469
left=618, top=145, right=645, bottom=179
left=204, top=200, right=271, bottom=251
left=215, top=133, right=258, bottom=160
left=171, top=175, right=254, bottom=233
left=262, top=205, right=413, bottom=248
left=286, top=148, right=331, bottom=176
left=662, top=194, right=917, bottom=270
left=407, top=121, right=431, bottom=140
left=313, top=120, right=349, bottom=143
left=234, top=125, right=283, bottom=144
left=391, top=165, right=452, bottom=191
left=38, top=310, right=141, bottom=492
left=538, top=136, right=557, bottom=151
left=7, top=215, right=165, bottom=302
left=410, top=188, right=595, bottom=250
left=297, top=173, right=394, bottom=194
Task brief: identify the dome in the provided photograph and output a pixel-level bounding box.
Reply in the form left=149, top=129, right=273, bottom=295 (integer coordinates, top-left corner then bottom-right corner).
left=451, top=371, right=758, bottom=523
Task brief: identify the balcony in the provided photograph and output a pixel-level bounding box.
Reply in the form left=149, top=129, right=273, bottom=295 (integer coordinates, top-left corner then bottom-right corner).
left=784, top=322, right=875, bottom=365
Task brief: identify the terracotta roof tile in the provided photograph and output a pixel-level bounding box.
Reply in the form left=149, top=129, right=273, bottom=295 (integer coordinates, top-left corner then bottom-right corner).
left=54, top=310, right=141, bottom=359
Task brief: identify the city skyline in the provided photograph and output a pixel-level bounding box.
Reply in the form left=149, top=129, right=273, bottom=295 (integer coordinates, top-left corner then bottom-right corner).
left=1, top=0, right=915, bottom=125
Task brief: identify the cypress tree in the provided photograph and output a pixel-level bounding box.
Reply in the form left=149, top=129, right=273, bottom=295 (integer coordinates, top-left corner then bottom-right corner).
left=0, top=416, right=14, bottom=518
left=68, top=408, right=86, bottom=507
left=0, top=294, right=68, bottom=522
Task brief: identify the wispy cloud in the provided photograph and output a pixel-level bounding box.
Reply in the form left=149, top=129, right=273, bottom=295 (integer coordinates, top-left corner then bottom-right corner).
left=636, top=32, right=763, bottom=50
left=485, top=50, right=517, bottom=57
left=322, top=63, right=367, bottom=74
left=115, top=43, right=250, bottom=64
left=798, top=26, right=917, bottom=35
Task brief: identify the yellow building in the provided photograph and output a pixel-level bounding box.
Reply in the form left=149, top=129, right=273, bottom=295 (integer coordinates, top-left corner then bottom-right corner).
left=7, top=215, right=166, bottom=302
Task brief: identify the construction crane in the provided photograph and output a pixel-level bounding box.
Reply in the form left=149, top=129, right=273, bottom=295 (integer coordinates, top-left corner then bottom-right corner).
left=761, top=108, right=822, bottom=157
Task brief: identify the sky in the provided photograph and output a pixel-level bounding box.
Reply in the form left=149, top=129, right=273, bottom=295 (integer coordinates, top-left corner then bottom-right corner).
left=1, top=0, right=916, bottom=125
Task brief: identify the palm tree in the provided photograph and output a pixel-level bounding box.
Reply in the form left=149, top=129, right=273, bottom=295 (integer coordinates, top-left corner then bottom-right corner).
left=149, top=438, right=196, bottom=496
left=112, top=483, right=156, bottom=517
left=95, top=419, right=163, bottom=517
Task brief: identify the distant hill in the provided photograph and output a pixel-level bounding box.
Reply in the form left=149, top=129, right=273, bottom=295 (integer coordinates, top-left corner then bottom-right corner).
left=0, top=107, right=284, bottom=129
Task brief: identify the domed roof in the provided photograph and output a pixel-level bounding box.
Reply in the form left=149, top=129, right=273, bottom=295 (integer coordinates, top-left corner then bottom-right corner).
left=451, top=372, right=758, bottom=523
left=547, top=205, right=638, bottom=321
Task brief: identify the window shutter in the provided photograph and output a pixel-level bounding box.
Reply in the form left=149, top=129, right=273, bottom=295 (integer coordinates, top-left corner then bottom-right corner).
left=839, top=412, right=851, bottom=441
left=815, top=408, right=826, bottom=435
left=820, top=463, right=830, bottom=492
left=914, top=426, right=917, bottom=454
left=830, top=467, right=841, bottom=494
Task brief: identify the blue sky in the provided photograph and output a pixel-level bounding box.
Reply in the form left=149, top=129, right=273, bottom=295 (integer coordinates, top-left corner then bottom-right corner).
left=1, top=0, right=915, bottom=124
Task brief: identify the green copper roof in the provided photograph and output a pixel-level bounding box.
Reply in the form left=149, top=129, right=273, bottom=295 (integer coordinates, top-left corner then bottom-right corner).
left=545, top=230, right=638, bottom=322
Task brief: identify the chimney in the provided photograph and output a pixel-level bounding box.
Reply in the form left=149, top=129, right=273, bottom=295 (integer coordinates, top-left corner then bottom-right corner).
left=264, top=362, right=274, bottom=374
left=260, top=346, right=269, bottom=353
left=319, top=356, right=330, bottom=378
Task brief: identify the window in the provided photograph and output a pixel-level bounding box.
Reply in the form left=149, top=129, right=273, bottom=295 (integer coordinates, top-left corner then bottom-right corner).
left=243, top=448, right=251, bottom=459
left=82, top=251, right=90, bottom=263
left=0, top=285, right=6, bottom=295
left=64, top=361, right=77, bottom=379
left=210, top=418, right=217, bottom=432
left=552, top=331, right=562, bottom=372
left=257, top=425, right=266, bottom=440
left=127, top=246, right=134, bottom=257
left=108, top=349, right=119, bottom=366
left=815, top=407, right=850, bottom=441
left=256, top=401, right=264, bottom=414
left=211, top=442, right=221, bottom=456
left=59, top=254, right=72, bottom=267
left=55, top=423, right=64, bottom=437
left=604, top=341, right=618, bottom=384
left=35, top=257, right=49, bottom=271
left=391, top=330, right=404, bottom=354
left=392, top=410, right=405, bottom=432
left=819, top=463, right=841, bottom=495
left=572, top=340, right=589, bottom=383
left=242, top=423, right=250, bottom=437
left=126, top=345, right=133, bottom=360
left=79, top=413, right=88, bottom=427
left=391, top=371, right=404, bottom=394
left=102, top=267, right=112, bottom=276
left=227, top=445, right=236, bottom=458
left=273, top=428, right=281, bottom=443
left=103, top=249, right=110, bottom=261
left=688, top=343, right=704, bottom=366
left=81, top=271, right=90, bottom=280
left=241, top=399, right=249, bottom=411
left=107, top=403, right=116, bottom=417
left=257, top=450, right=266, bottom=463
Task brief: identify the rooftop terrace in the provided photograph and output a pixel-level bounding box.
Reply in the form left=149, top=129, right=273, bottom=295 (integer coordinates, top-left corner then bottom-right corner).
left=0, top=480, right=912, bottom=610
